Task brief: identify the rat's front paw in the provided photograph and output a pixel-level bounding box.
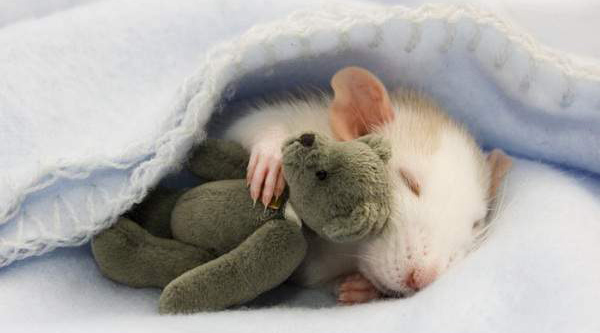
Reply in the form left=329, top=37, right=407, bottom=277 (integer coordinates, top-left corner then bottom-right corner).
left=247, top=141, right=286, bottom=207
left=337, top=273, right=381, bottom=305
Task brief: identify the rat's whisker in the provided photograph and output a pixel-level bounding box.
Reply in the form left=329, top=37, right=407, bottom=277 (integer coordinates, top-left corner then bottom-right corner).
left=341, top=252, right=381, bottom=265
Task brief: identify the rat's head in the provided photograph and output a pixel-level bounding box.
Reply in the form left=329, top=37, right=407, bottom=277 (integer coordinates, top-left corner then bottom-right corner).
left=356, top=145, right=512, bottom=297
left=282, top=132, right=392, bottom=243
left=328, top=66, right=512, bottom=296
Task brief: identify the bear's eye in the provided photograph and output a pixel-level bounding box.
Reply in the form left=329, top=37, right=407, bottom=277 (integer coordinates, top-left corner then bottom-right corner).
left=315, top=170, right=328, bottom=180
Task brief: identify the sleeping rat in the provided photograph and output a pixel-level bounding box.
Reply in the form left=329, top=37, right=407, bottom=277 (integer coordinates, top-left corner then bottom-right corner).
left=224, top=67, right=512, bottom=304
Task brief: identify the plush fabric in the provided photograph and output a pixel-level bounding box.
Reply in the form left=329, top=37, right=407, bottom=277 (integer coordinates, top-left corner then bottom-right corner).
left=92, top=133, right=391, bottom=313
left=1, top=0, right=600, bottom=331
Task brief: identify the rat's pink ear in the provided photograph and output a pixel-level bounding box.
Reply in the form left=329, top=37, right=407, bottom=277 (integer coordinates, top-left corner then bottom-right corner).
left=487, top=149, right=512, bottom=200
left=329, top=67, right=395, bottom=141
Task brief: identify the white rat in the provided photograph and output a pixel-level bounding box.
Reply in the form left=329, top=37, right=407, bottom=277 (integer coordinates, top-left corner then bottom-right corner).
left=223, top=67, right=512, bottom=304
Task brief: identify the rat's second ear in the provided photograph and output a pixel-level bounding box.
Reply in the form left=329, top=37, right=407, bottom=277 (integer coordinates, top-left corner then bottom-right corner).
left=487, top=149, right=512, bottom=200
left=357, top=134, right=391, bottom=163
left=329, top=67, right=395, bottom=141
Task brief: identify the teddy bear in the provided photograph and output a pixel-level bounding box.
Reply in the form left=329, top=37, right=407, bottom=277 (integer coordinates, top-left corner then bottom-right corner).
left=91, top=132, right=391, bottom=313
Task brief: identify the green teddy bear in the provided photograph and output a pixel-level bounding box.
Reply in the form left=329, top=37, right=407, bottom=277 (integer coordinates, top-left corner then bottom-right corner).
left=91, top=132, right=392, bottom=313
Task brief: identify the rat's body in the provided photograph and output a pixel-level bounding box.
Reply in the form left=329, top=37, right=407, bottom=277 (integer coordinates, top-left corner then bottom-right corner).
left=223, top=67, right=511, bottom=302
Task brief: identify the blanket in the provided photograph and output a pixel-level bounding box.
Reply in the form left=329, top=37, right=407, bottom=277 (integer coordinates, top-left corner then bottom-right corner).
left=1, top=0, right=600, bottom=332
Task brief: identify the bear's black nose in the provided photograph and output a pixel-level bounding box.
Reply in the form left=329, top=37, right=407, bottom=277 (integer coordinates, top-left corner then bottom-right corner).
left=299, top=133, right=315, bottom=147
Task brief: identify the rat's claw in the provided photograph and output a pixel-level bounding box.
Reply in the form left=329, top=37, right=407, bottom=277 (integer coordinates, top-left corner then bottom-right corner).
left=261, top=159, right=280, bottom=207
left=337, top=273, right=381, bottom=305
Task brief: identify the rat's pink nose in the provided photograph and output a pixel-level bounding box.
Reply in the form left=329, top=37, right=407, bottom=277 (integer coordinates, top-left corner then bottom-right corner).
left=404, top=267, right=437, bottom=291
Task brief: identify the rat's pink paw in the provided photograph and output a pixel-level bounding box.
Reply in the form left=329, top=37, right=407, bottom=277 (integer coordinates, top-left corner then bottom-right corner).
left=247, top=142, right=286, bottom=207
left=337, top=273, right=381, bottom=305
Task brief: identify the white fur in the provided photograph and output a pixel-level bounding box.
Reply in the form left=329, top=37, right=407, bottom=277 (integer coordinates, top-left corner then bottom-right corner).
left=224, top=93, right=492, bottom=295
left=224, top=98, right=333, bottom=151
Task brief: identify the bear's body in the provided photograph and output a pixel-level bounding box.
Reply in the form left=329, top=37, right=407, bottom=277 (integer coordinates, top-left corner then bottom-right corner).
left=92, top=133, right=391, bottom=313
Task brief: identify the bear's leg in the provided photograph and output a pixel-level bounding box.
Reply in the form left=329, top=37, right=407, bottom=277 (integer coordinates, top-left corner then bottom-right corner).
left=187, top=139, right=249, bottom=181
left=125, top=187, right=185, bottom=238
left=92, top=217, right=215, bottom=288
left=158, top=219, right=307, bottom=314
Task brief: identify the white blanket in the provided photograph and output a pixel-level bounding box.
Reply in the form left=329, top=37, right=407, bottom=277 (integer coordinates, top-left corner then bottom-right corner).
left=1, top=0, right=600, bottom=332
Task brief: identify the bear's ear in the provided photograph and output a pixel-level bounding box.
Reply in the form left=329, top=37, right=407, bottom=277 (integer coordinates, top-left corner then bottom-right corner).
left=357, top=134, right=391, bottom=163
left=329, top=67, right=395, bottom=141
left=487, top=149, right=512, bottom=200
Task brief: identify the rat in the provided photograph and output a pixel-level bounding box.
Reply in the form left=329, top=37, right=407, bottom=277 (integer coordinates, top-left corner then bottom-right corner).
left=223, top=66, right=512, bottom=305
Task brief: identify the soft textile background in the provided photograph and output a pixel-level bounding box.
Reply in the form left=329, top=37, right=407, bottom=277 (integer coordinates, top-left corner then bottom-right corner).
left=1, top=0, right=599, bottom=332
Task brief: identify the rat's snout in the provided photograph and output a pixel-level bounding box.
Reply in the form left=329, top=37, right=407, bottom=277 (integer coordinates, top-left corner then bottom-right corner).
left=299, top=133, right=315, bottom=147
left=403, top=267, right=437, bottom=292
